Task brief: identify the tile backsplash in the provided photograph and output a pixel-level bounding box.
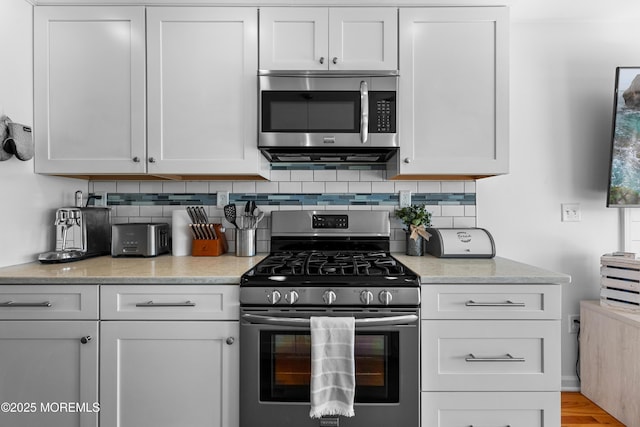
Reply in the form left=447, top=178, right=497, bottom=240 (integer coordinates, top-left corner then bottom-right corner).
left=89, top=171, right=476, bottom=253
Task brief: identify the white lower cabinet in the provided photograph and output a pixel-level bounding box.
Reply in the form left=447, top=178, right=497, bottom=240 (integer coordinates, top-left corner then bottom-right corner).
left=421, top=284, right=562, bottom=427
left=100, top=321, right=238, bottom=427
left=422, top=391, right=560, bottom=427
left=0, top=284, right=99, bottom=427
left=99, top=285, right=239, bottom=427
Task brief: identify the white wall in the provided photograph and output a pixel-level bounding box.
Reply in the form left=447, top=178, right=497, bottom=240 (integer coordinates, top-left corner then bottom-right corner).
left=0, top=0, right=86, bottom=268
left=478, top=0, right=640, bottom=388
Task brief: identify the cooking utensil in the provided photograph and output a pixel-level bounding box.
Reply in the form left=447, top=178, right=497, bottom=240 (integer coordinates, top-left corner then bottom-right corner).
left=186, top=207, right=198, bottom=224
left=253, top=206, right=264, bottom=227
left=197, top=207, right=209, bottom=224
left=224, top=204, right=238, bottom=229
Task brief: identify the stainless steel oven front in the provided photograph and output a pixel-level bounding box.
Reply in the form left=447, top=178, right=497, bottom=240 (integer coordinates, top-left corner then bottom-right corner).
left=240, top=307, right=419, bottom=427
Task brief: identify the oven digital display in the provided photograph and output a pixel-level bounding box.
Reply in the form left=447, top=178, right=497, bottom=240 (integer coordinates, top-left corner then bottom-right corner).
left=312, top=215, right=348, bottom=229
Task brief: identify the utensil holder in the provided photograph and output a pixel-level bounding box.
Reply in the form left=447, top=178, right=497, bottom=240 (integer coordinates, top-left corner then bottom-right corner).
left=235, top=228, right=256, bottom=257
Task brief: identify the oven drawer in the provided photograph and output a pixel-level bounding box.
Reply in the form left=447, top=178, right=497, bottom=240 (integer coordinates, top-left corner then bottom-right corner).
left=421, top=284, right=561, bottom=320
left=422, top=391, right=560, bottom=427
left=0, top=285, right=98, bottom=319
left=421, top=320, right=560, bottom=391
left=101, top=285, right=239, bottom=320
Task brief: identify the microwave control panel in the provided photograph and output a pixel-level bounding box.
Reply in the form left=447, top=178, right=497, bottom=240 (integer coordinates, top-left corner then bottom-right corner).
left=370, top=92, right=396, bottom=133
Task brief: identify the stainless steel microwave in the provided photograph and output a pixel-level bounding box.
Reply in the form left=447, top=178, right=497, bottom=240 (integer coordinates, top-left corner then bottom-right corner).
left=258, top=71, right=399, bottom=163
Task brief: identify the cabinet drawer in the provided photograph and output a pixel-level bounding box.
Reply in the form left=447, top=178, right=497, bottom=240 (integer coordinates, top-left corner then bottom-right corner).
left=422, top=320, right=560, bottom=391
left=421, top=284, right=561, bottom=320
left=100, top=285, right=239, bottom=320
left=0, top=285, right=98, bottom=320
left=422, top=391, right=560, bottom=427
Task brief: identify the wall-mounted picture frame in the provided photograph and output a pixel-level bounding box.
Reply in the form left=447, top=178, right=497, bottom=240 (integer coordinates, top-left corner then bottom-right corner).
left=607, top=67, right=640, bottom=206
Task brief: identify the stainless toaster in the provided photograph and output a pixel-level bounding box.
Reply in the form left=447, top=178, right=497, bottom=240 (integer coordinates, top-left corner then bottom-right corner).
left=111, top=223, right=171, bottom=257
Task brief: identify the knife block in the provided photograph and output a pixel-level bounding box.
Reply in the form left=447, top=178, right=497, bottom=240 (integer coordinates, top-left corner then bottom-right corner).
left=191, top=236, right=227, bottom=256
left=191, top=225, right=228, bottom=257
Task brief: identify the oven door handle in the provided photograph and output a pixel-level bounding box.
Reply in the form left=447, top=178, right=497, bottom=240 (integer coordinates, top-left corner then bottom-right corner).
left=242, top=313, right=418, bottom=328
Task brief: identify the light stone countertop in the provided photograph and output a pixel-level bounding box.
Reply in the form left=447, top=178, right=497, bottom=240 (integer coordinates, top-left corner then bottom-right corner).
left=0, top=254, right=266, bottom=285
left=0, top=253, right=570, bottom=285
left=394, top=254, right=571, bottom=284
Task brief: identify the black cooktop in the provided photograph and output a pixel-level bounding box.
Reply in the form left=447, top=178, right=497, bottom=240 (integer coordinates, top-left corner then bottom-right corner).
left=241, top=251, right=419, bottom=287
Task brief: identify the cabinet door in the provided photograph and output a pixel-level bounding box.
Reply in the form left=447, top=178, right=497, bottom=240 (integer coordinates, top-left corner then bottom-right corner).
left=147, top=8, right=266, bottom=177
left=259, top=7, right=328, bottom=70
left=422, top=391, right=560, bottom=427
left=0, top=321, right=98, bottom=427
left=396, top=7, right=508, bottom=177
left=328, top=8, right=397, bottom=71
left=34, top=7, right=146, bottom=174
left=100, top=321, right=239, bottom=427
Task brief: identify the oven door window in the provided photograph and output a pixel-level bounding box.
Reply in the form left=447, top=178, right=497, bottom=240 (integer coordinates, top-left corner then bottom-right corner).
left=259, top=331, right=399, bottom=403
left=262, top=91, right=360, bottom=133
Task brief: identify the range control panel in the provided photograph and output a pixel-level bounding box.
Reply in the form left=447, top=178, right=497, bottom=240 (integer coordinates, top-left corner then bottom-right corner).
left=312, top=214, right=349, bottom=229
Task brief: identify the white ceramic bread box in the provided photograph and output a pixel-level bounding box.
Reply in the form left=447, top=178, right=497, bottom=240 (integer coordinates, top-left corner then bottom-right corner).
left=424, top=228, right=496, bottom=258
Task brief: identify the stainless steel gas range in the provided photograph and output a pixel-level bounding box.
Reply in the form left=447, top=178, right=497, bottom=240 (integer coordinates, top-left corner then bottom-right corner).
left=239, top=210, right=420, bottom=427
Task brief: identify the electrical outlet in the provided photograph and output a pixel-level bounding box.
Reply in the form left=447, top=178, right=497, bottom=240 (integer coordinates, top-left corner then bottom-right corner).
left=399, top=191, right=411, bottom=208
left=561, top=203, right=581, bottom=222
left=94, top=191, right=108, bottom=207
left=216, top=191, right=229, bottom=208
left=568, top=314, right=580, bottom=333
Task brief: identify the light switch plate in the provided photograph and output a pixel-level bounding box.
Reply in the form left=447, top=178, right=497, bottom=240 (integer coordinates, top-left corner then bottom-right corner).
left=561, top=203, right=581, bottom=222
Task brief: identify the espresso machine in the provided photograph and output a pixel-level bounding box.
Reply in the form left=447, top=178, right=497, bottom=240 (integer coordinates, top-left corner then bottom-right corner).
left=38, top=206, right=111, bottom=263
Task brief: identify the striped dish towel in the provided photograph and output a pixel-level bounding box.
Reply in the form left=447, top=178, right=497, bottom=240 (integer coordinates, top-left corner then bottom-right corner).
left=309, top=316, right=356, bottom=419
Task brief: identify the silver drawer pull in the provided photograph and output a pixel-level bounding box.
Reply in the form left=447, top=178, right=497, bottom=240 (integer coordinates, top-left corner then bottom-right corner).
left=0, top=301, right=52, bottom=308
left=135, top=301, right=196, bottom=307
left=465, top=300, right=525, bottom=307
left=465, top=353, right=525, bottom=362
left=469, top=425, right=511, bottom=427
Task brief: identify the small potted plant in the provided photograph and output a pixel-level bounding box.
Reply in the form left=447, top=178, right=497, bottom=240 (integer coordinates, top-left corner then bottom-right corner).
left=395, top=204, right=432, bottom=256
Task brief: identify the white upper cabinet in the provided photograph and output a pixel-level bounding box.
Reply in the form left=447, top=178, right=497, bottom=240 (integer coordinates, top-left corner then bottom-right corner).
left=34, top=6, right=146, bottom=174
left=34, top=6, right=267, bottom=179
left=260, top=7, right=398, bottom=71
left=147, top=7, right=267, bottom=177
left=394, top=7, right=508, bottom=178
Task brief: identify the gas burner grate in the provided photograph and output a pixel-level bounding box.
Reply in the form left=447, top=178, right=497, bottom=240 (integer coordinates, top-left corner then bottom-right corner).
left=253, top=251, right=407, bottom=277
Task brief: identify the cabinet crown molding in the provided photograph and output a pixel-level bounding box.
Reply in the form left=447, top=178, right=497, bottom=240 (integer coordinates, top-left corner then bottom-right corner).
left=31, top=0, right=511, bottom=6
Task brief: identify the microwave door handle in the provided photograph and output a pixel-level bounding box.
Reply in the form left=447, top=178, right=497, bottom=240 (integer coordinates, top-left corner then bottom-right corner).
left=242, top=313, right=417, bottom=328
left=360, top=80, right=369, bottom=144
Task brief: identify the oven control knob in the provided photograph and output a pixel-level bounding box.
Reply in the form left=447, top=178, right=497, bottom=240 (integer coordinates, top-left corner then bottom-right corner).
left=285, top=290, right=299, bottom=305
left=323, top=290, right=337, bottom=305
left=267, top=290, right=281, bottom=305
left=360, top=290, right=374, bottom=305
left=378, top=290, right=393, bottom=305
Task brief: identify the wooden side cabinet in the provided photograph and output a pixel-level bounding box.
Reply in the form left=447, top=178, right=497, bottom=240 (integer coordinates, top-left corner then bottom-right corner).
left=580, top=300, right=640, bottom=427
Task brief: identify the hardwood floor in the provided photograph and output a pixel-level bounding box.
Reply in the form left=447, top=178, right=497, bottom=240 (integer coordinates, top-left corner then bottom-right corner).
left=562, top=392, right=626, bottom=426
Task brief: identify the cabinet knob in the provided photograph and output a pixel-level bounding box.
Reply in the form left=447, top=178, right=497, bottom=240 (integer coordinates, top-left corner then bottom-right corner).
left=148, top=157, right=156, bottom=163
left=226, top=337, right=235, bottom=345
left=404, top=157, right=411, bottom=164
left=319, top=57, right=325, bottom=64
left=133, top=157, right=140, bottom=163
left=80, top=336, right=92, bottom=344
left=332, top=57, right=338, bottom=65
